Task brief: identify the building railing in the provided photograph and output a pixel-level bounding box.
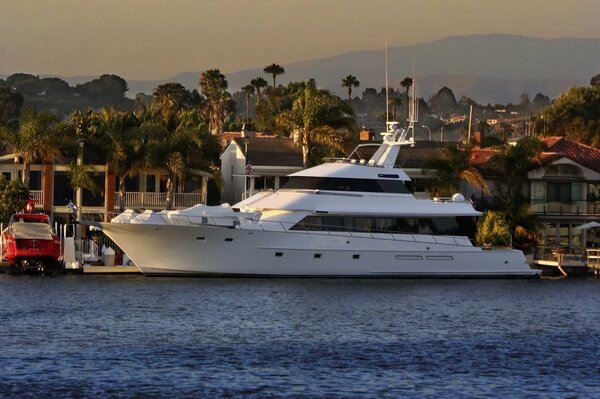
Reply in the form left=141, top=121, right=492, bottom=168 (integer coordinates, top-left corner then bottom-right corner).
left=530, top=200, right=600, bottom=216
left=534, top=245, right=587, bottom=264
left=113, top=192, right=205, bottom=210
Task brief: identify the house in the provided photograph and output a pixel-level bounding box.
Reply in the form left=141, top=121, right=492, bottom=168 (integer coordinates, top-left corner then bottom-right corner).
left=219, top=135, right=303, bottom=204
left=471, top=136, right=600, bottom=249
left=0, top=150, right=209, bottom=223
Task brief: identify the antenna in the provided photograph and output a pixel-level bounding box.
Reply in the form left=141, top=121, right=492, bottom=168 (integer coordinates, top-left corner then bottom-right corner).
left=385, top=38, right=389, bottom=123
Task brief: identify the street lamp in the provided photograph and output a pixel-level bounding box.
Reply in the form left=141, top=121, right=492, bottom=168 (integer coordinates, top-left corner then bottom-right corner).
left=422, top=125, right=432, bottom=141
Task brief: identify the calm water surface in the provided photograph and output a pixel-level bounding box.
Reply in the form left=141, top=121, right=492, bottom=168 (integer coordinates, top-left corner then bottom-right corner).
left=1, top=274, right=599, bottom=398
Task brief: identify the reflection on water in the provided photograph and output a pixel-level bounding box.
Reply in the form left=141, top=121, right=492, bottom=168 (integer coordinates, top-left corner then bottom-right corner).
left=1, top=275, right=599, bottom=398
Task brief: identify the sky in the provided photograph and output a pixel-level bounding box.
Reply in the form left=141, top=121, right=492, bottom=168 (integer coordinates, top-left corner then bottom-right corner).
left=1, top=0, right=600, bottom=80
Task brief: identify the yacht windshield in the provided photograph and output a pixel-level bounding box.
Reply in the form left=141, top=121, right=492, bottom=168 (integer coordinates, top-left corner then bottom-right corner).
left=282, top=177, right=410, bottom=194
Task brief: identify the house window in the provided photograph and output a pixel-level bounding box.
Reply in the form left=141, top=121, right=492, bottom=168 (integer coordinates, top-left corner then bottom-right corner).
left=547, top=182, right=583, bottom=203
left=29, top=171, right=42, bottom=190
left=117, top=175, right=140, bottom=192
left=146, top=175, right=156, bottom=192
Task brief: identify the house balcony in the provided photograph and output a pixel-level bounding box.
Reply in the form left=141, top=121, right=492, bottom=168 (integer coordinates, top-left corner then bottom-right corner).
left=531, top=200, right=600, bottom=216
left=114, top=192, right=205, bottom=211
left=30, top=190, right=44, bottom=208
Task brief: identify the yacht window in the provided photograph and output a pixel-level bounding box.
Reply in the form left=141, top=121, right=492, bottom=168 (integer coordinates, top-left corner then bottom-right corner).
left=290, top=215, right=476, bottom=238
left=282, top=177, right=410, bottom=194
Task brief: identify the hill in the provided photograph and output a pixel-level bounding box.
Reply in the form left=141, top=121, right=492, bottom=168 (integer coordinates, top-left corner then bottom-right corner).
left=5, top=34, right=600, bottom=104
left=123, top=34, right=600, bottom=104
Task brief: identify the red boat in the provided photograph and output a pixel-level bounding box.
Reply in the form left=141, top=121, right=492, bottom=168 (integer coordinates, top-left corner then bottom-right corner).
left=1, top=201, right=62, bottom=273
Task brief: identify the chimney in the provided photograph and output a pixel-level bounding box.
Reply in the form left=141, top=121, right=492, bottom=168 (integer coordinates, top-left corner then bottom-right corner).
left=241, top=123, right=256, bottom=138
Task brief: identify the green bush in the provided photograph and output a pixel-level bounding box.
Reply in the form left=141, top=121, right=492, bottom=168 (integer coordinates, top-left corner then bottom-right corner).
left=476, top=211, right=512, bottom=247
left=0, top=176, right=29, bottom=225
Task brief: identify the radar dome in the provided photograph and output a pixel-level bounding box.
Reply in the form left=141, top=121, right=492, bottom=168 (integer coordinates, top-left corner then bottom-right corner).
left=451, top=193, right=465, bottom=202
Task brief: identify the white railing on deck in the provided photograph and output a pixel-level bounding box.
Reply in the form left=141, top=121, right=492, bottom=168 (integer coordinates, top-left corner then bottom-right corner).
left=30, top=190, right=44, bottom=208
left=114, top=192, right=204, bottom=210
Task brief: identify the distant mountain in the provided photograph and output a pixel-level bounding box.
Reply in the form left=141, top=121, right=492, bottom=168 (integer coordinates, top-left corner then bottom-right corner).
left=5, top=34, right=600, bottom=104
left=133, top=34, right=598, bottom=104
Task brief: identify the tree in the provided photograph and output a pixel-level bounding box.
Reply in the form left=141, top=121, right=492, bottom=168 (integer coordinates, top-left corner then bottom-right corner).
left=71, top=108, right=101, bottom=140
left=200, top=69, right=231, bottom=134
left=6, top=73, right=44, bottom=96
left=422, top=144, right=489, bottom=197
left=0, top=109, right=61, bottom=189
left=41, top=77, right=72, bottom=96
left=389, top=93, right=402, bottom=122
left=0, top=175, right=29, bottom=224
left=150, top=82, right=198, bottom=132
left=264, top=64, right=285, bottom=87
left=400, top=77, right=413, bottom=125
left=488, top=137, right=546, bottom=251
left=250, top=77, right=268, bottom=106
left=341, top=75, right=360, bottom=101
left=241, top=85, right=255, bottom=123
left=428, top=87, right=458, bottom=118
left=534, top=85, right=600, bottom=146
left=0, top=87, right=24, bottom=129
left=475, top=211, right=512, bottom=247
left=76, top=74, right=128, bottom=98
left=97, top=108, right=143, bottom=211
left=254, top=85, right=294, bottom=134
left=138, top=116, right=205, bottom=210
left=591, top=73, right=600, bottom=87
left=276, top=81, right=355, bottom=167
left=532, top=93, right=550, bottom=108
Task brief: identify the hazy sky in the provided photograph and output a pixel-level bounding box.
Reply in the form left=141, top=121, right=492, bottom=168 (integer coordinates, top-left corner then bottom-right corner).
left=1, top=0, right=599, bottom=80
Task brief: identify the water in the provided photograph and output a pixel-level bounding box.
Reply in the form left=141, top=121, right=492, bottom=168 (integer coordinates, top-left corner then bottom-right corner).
left=1, top=274, right=599, bottom=398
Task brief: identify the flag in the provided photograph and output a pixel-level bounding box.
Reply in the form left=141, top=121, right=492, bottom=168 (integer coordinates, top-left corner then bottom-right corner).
left=67, top=200, right=78, bottom=211
left=244, top=163, right=254, bottom=176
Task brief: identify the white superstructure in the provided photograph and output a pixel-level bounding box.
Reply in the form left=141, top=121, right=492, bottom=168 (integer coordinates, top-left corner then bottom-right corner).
left=96, top=125, right=539, bottom=277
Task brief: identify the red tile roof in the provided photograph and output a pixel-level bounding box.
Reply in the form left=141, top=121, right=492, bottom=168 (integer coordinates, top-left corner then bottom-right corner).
left=471, top=136, right=600, bottom=175
left=541, top=136, right=600, bottom=172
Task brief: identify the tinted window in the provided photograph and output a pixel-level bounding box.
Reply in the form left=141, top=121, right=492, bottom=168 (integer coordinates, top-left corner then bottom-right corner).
left=282, top=177, right=410, bottom=194
left=291, top=215, right=476, bottom=238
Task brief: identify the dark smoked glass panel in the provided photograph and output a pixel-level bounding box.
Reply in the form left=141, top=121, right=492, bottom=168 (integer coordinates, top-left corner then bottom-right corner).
left=290, top=215, right=477, bottom=238
left=282, top=177, right=409, bottom=193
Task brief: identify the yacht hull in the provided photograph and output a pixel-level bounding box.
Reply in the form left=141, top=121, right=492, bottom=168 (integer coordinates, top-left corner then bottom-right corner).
left=98, top=223, right=539, bottom=278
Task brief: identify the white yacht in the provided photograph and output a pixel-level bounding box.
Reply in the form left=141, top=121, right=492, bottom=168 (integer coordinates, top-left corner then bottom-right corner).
left=95, top=124, right=539, bottom=277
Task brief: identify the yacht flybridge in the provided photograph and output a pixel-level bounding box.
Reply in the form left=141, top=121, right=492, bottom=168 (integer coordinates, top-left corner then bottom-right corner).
left=95, top=123, right=539, bottom=277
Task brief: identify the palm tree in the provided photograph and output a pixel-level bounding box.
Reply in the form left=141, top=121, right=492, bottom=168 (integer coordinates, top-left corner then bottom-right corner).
left=488, top=137, right=546, bottom=249
left=97, top=107, right=143, bottom=211
left=138, top=109, right=207, bottom=210
left=341, top=75, right=360, bottom=101
left=250, top=77, right=268, bottom=106
left=264, top=64, right=285, bottom=87
left=389, top=93, right=402, bottom=121
left=276, top=81, right=355, bottom=167
left=150, top=82, right=195, bottom=131
left=400, top=77, right=413, bottom=126
left=422, top=144, right=489, bottom=198
left=0, top=108, right=61, bottom=189
left=199, top=69, right=231, bottom=134
left=241, top=85, right=255, bottom=123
